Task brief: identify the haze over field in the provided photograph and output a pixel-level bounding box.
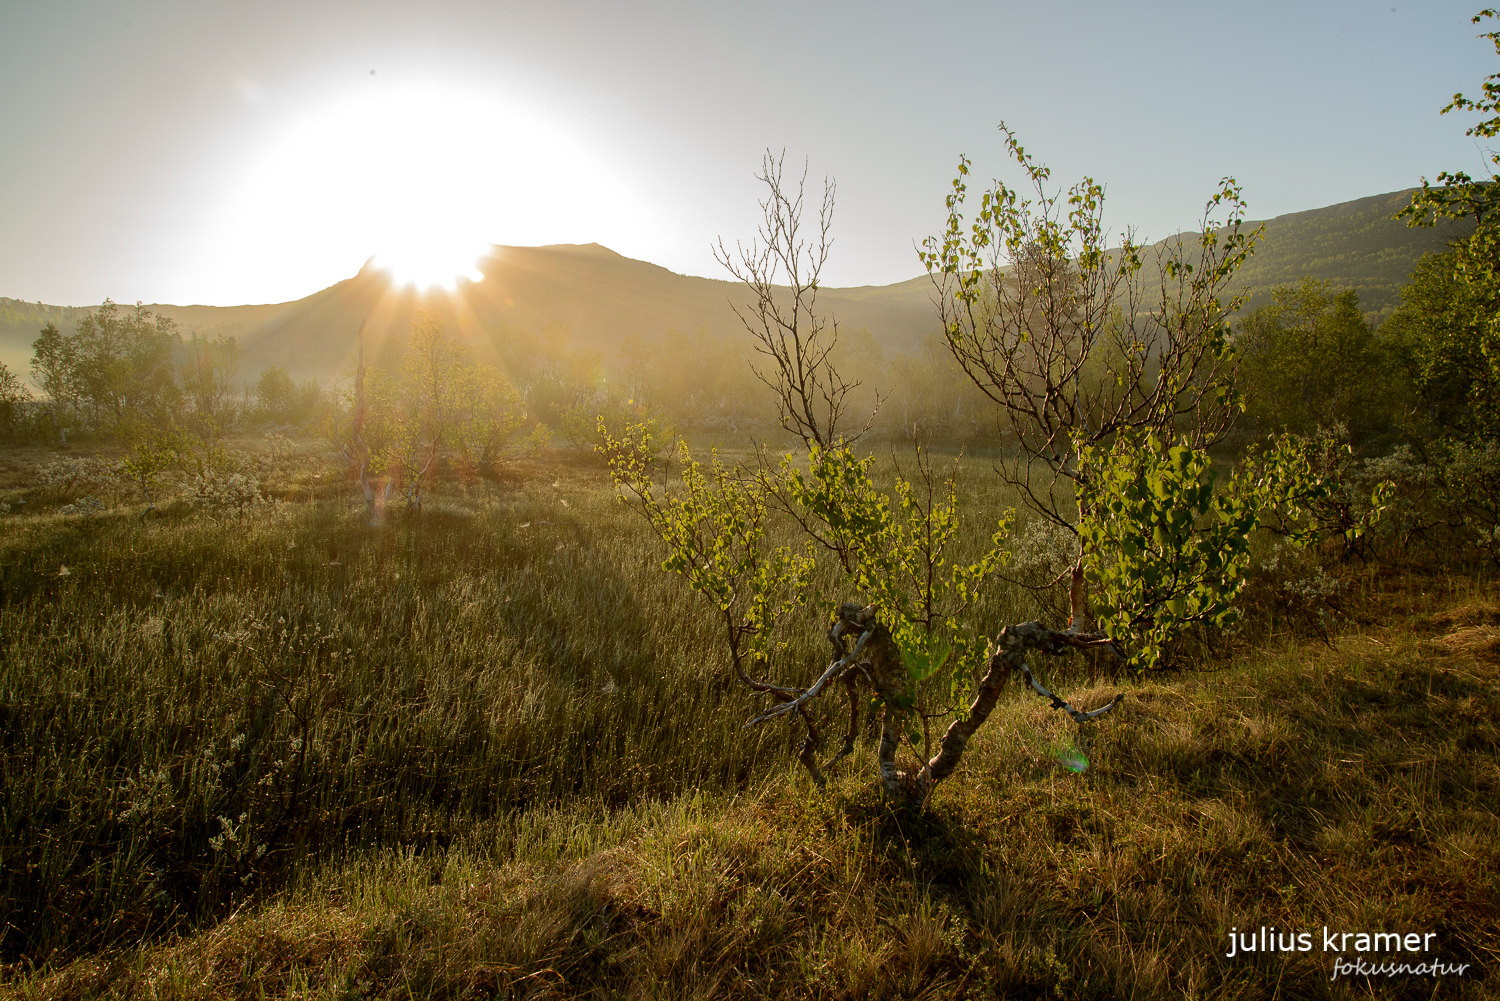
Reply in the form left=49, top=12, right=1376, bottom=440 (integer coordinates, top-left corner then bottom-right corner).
left=0, top=187, right=1469, bottom=389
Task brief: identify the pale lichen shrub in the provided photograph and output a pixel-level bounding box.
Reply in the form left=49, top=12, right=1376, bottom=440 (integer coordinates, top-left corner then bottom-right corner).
left=1007, top=517, right=1080, bottom=624
left=186, top=471, right=266, bottom=522
left=35, top=455, right=120, bottom=504
left=58, top=495, right=107, bottom=518
left=262, top=430, right=297, bottom=467
left=185, top=450, right=274, bottom=522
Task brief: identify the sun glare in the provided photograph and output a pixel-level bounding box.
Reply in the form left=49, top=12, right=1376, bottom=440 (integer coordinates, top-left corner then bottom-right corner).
left=374, top=243, right=486, bottom=291
left=201, top=80, right=648, bottom=302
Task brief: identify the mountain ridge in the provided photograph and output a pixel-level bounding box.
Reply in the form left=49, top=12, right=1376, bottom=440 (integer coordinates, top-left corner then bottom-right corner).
left=0, top=188, right=1471, bottom=387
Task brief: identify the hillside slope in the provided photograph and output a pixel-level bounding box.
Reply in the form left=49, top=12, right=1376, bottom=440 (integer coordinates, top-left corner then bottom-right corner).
left=1228, top=188, right=1469, bottom=320
left=0, top=188, right=1471, bottom=386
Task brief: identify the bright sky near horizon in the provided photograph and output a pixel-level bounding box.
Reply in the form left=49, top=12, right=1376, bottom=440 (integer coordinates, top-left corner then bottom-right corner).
left=1, top=0, right=1496, bottom=306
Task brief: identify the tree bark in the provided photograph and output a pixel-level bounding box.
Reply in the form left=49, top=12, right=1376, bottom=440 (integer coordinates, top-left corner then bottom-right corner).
left=808, top=604, right=1124, bottom=808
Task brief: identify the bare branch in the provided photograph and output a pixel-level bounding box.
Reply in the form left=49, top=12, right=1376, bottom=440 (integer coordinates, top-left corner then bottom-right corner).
left=741, top=618, right=874, bottom=727
left=715, top=150, right=875, bottom=447
left=1019, top=662, right=1124, bottom=723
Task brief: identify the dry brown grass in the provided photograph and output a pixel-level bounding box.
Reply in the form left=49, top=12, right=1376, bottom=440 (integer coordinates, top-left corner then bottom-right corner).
left=1, top=447, right=1497, bottom=999
left=9, top=573, right=1497, bottom=1000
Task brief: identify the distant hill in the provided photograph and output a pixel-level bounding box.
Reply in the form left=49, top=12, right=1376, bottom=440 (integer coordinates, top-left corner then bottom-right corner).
left=1227, top=189, right=1471, bottom=323
left=0, top=245, right=938, bottom=389
left=0, top=188, right=1473, bottom=388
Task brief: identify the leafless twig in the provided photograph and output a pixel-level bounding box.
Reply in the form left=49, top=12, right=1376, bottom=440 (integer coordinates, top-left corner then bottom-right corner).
left=715, top=151, right=878, bottom=448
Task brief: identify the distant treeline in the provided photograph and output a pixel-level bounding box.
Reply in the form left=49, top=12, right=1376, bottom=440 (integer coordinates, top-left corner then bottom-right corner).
left=1233, top=255, right=1497, bottom=448
left=0, top=297, right=997, bottom=460
left=1226, top=189, right=1472, bottom=323
left=0, top=300, right=320, bottom=444
left=0, top=237, right=1492, bottom=461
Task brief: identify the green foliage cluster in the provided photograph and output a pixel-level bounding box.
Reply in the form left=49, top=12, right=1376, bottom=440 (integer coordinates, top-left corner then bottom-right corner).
left=1234, top=278, right=1405, bottom=440
left=601, top=421, right=1013, bottom=760
left=780, top=444, right=1010, bottom=705
left=328, top=312, right=542, bottom=510
left=30, top=300, right=182, bottom=440
left=116, top=437, right=180, bottom=512
left=1078, top=433, right=1390, bottom=670
left=1426, top=438, right=1500, bottom=562
left=1378, top=247, right=1500, bottom=440
left=252, top=365, right=321, bottom=426
left=601, top=425, right=812, bottom=682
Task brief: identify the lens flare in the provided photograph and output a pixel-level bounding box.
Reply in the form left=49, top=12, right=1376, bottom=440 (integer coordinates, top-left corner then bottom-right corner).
left=1053, top=740, right=1089, bottom=773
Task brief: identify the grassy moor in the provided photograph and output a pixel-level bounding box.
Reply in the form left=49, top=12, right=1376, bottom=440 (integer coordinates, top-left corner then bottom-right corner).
left=0, top=434, right=1496, bottom=999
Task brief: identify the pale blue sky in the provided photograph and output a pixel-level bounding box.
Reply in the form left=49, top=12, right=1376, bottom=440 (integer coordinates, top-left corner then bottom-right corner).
left=1, top=0, right=1494, bottom=305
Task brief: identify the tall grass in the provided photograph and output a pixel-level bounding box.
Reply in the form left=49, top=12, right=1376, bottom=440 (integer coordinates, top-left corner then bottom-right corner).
left=4, top=447, right=1496, bottom=998
left=0, top=448, right=1048, bottom=963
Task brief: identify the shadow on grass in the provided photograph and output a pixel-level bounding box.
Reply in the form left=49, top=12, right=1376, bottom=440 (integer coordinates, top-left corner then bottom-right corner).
left=0, top=498, right=686, bottom=963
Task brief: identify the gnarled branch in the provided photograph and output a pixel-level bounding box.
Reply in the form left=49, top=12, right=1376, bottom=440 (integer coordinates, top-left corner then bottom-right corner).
left=741, top=604, right=1123, bottom=807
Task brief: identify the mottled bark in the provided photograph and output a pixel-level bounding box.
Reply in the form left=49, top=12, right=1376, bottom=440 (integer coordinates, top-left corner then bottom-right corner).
left=821, top=671, right=862, bottom=774
left=743, top=602, right=1123, bottom=808
left=1068, top=562, right=1091, bottom=632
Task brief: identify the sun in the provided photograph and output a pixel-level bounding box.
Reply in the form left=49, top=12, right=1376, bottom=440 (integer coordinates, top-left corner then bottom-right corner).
left=202, top=80, right=650, bottom=302
left=373, top=241, right=486, bottom=291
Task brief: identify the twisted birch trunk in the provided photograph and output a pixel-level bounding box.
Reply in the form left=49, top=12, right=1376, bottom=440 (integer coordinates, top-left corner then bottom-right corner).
left=749, top=603, right=1124, bottom=808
